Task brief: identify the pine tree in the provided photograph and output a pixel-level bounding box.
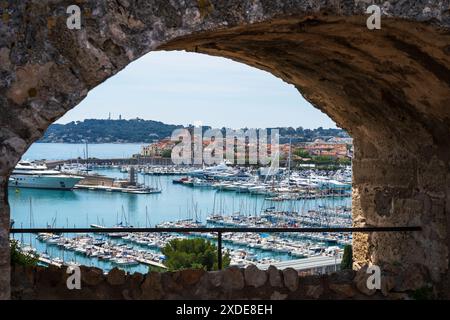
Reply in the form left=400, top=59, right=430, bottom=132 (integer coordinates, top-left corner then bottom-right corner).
left=340, top=245, right=353, bottom=270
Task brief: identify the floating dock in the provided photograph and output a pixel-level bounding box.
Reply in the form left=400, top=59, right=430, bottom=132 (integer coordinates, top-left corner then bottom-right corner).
left=257, top=255, right=341, bottom=274
left=74, top=184, right=161, bottom=194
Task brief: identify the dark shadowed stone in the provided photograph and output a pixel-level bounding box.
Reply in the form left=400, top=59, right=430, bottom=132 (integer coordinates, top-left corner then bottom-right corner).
left=267, top=266, right=282, bottom=287
left=11, top=265, right=35, bottom=290
left=354, top=266, right=376, bottom=296
left=106, top=267, right=126, bottom=286
left=122, top=289, right=132, bottom=300
left=81, top=266, right=104, bottom=286
left=161, top=272, right=183, bottom=293
left=180, top=269, right=206, bottom=286
left=329, top=269, right=356, bottom=283
left=381, top=275, right=396, bottom=296
left=282, top=268, right=298, bottom=292
left=387, top=292, right=411, bottom=300
left=193, top=273, right=220, bottom=299
left=270, top=291, right=288, bottom=300
left=36, top=265, right=64, bottom=288
left=223, top=267, right=244, bottom=291
left=394, top=264, right=427, bottom=292
left=329, top=283, right=356, bottom=298
left=305, top=285, right=323, bottom=299
left=208, top=271, right=224, bottom=287
left=244, top=265, right=267, bottom=288
left=127, top=272, right=144, bottom=299
left=140, top=272, right=163, bottom=300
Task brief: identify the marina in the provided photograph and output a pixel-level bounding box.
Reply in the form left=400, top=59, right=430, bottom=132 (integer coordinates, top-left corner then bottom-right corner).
left=9, top=134, right=352, bottom=274
left=10, top=163, right=351, bottom=273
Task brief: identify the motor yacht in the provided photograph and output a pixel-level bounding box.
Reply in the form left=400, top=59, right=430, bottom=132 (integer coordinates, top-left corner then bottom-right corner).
left=9, top=160, right=84, bottom=190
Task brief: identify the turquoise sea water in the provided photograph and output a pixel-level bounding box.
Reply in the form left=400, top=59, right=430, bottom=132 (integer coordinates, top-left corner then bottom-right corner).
left=22, top=143, right=143, bottom=160
left=10, top=143, right=351, bottom=273
left=10, top=168, right=351, bottom=228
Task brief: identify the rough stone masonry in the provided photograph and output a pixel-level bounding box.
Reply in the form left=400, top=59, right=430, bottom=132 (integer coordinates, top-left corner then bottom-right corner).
left=1, top=0, right=450, bottom=299
left=9, top=264, right=411, bottom=300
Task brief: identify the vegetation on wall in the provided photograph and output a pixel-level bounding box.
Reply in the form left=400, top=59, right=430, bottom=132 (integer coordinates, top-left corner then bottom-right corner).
left=10, top=240, right=39, bottom=267
left=340, top=245, right=353, bottom=270
left=161, top=238, right=230, bottom=271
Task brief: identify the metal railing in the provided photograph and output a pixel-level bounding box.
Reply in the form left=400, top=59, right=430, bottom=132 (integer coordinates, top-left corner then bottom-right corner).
left=10, top=226, right=422, bottom=270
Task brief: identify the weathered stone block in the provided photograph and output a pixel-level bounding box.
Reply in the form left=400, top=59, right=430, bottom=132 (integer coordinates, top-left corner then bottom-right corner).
left=268, top=265, right=282, bottom=287
left=329, top=283, right=356, bottom=298
left=305, top=285, right=323, bottom=299
left=244, top=265, right=267, bottom=288
left=81, top=266, right=104, bottom=286
left=282, top=268, right=298, bottom=292
left=140, top=272, right=163, bottom=300
left=353, top=266, right=376, bottom=296
left=270, top=291, right=288, bottom=300
left=207, top=270, right=223, bottom=288
left=222, top=267, right=244, bottom=291
left=180, top=268, right=205, bottom=286
left=106, top=267, right=126, bottom=286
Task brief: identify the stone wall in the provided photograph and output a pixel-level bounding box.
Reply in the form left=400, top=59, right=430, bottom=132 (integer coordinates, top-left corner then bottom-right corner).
left=0, top=181, right=10, bottom=300
left=351, top=137, right=450, bottom=295
left=1, top=0, right=450, bottom=299
left=11, top=264, right=422, bottom=300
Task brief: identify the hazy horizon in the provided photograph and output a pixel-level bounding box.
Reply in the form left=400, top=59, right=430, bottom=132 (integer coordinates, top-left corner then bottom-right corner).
left=56, top=51, right=338, bottom=129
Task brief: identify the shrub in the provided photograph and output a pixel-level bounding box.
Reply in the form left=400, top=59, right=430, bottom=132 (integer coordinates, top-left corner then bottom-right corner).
left=10, top=240, right=39, bottom=267
left=340, top=245, right=353, bottom=270
left=161, top=238, right=230, bottom=271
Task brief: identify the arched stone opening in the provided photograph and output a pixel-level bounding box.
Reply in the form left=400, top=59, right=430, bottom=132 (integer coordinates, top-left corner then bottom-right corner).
left=1, top=1, right=450, bottom=299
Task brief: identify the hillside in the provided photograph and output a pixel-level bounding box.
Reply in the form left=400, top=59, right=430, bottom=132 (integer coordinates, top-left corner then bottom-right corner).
left=39, top=119, right=349, bottom=143
left=40, top=119, right=183, bottom=143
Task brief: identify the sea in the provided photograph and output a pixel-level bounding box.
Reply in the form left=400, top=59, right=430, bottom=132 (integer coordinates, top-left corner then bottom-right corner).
left=22, top=142, right=144, bottom=160
left=10, top=143, right=351, bottom=273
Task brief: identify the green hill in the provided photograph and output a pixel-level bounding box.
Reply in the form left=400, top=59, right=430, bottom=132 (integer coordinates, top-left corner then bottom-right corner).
left=40, top=118, right=183, bottom=143
left=39, top=119, right=349, bottom=143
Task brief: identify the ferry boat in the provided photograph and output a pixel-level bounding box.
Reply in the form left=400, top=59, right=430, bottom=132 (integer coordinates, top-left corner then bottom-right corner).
left=9, top=160, right=84, bottom=190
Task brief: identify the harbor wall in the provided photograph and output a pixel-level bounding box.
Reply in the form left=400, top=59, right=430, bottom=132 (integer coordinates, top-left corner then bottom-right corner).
left=11, top=264, right=415, bottom=300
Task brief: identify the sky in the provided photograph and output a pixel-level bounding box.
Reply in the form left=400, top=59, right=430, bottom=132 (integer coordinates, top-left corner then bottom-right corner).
left=57, top=51, right=337, bottom=129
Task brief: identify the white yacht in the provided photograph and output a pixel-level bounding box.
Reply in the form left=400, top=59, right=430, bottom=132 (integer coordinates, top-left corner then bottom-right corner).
left=9, top=160, right=84, bottom=190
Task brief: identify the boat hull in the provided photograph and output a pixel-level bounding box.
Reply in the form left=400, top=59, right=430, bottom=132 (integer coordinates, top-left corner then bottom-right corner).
left=9, top=175, right=83, bottom=190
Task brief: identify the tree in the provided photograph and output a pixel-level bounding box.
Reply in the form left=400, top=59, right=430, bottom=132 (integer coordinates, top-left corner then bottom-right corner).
left=311, top=155, right=335, bottom=164
left=337, top=157, right=351, bottom=166
left=340, top=245, right=353, bottom=270
left=293, top=148, right=310, bottom=158
left=161, top=238, right=230, bottom=271
left=161, top=149, right=172, bottom=158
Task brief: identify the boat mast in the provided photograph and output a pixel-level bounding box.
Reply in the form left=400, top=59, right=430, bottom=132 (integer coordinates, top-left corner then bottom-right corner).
left=288, top=137, right=292, bottom=180
left=85, top=140, right=89, bottom=174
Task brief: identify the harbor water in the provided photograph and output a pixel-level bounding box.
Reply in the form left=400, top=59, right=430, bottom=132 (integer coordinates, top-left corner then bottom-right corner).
left=10, top=143, right=351, bottom=273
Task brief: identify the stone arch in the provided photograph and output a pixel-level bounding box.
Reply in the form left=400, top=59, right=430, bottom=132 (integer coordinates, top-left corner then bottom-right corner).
left=1, top=1, right=450, bottom=299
